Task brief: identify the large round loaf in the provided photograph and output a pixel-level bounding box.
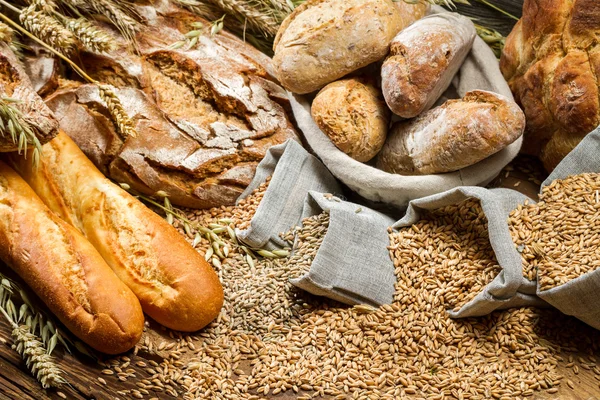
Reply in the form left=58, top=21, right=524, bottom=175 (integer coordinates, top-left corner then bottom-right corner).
left=272, top=0, right=404, bottom=94
left=376, top=90, right=526, bottom=175
left=48, top=6, right=298, bottom=209
left=0, top=161, right=144, bottom=354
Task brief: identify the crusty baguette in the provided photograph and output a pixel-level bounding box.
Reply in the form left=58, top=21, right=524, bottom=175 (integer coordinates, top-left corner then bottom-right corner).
left=7, top=132, right=224, bottom=332
left=0, top=160, right=144, bottom=354
left=375, top=90, right=526, bottom=175
left=381, top=13, right=476, bottom=118
left=273, top=0, right=404, bottom=94
left=311, top=78, right=390, bottom=162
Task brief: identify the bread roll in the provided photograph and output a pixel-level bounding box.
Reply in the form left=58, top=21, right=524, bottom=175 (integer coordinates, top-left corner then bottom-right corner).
left=376, top=90, right=525, bottom=175
left=7, top=132, right=224, bottom=332
left=394, top=1, right=430, bottom=27
left=311, top=78, right=390, bottom=162
left=0, top=161, right=143, bottom=354
left=273, top=0, right=404, bottom=94
left=382, top=13, right=476, bottom=118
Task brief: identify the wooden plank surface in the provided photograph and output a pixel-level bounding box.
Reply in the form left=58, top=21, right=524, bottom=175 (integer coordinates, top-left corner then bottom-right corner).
left=1, top=155, right=600, bottom=400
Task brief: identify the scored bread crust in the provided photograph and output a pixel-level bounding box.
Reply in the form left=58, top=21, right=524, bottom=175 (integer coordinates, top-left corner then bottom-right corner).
left=500, top=0, right=600, bottom=171
left=376, top=90, right=526, bottom=175
left=0, top=161, right=144, bottom=354
left=8, top=132, right=224, bottom=332
left=49, top=4, right=298, bottom=209
left=382, top=13, right=476, bottom=118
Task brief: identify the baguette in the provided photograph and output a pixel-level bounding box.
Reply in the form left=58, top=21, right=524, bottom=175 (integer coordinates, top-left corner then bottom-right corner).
left=7, top=132, right=224, bottom=332
left=381, top=13, right=476, bottom=118
left=375, top=90, right=526, bottom=175
left=0, top=161, right=144, bottom=354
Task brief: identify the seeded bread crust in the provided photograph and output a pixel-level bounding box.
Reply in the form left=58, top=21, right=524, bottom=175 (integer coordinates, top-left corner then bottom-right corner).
left=376, top=90, right=526, bottom=175
left=311, top=78, right=390, bottom=162
left=8, top=132, right=224, bottom=332
left=0, top=160, right=144, bottom=354
left=272, top=0, right=404, bottom=94
left=500, top=0, right=600, bottom=171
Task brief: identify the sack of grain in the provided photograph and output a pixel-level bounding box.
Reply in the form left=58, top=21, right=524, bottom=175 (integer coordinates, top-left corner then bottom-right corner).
left=392, top=125, right=600, bottom=329
left=236, top=139, right=396, bottom=306
left=289, top=6, right=522, bottom=209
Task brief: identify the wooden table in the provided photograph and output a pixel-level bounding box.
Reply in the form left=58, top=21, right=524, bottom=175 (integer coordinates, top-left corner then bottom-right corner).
left=2, top=156, right=600, bottom=400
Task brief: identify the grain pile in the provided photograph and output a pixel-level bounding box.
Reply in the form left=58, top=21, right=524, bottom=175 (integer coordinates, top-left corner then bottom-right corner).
left=94, top=179, right=600, bottom=400
left=509, top=173, right=600, bottom=289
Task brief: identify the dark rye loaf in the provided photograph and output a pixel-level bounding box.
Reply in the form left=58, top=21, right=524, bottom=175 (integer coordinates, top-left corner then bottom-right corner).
left=46, top=0, right=299, bottom=209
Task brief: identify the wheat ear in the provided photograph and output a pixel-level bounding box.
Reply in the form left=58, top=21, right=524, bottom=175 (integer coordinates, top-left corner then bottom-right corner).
left=97, top=85, right=137, bottom=138
left=206, top=0, right=280, bottom=37
left=0, top=21, right=12, bottom=43
left=19, top=5, right=77, bottom=54
left=0, top=98, right=43, bottom=168
left=65, top=17, right=116, bottom=53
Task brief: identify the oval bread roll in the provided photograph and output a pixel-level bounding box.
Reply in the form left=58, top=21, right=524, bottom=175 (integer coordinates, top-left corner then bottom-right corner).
left=0, top=161, right=144, bottom=354
left=273, top=0, right=403, bottom=94
left=8, top=133, right=224, bottom=332
left=382, top=13, right=476, bottom=118
left=376, top=90, right=526, bottom=175
left=394, top=1, right=430, bottom=27
left=311, top=78, right=390, bottom=162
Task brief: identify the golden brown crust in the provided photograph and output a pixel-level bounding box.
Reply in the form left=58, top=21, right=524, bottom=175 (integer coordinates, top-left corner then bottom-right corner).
left=0, top=160, right=144, bottom=354
left=8, top=132, right=224, bottom=332
left=272, top=0, right=404, bottom=94
left=311, top=78, right=389, bottom=162
left=500, top=0, right=600, bottom=171
left=0, top=43, right=58, bottom=151
left=381, top=13, right=476, bottom=118
left=376, top=90, right=526, bottom=175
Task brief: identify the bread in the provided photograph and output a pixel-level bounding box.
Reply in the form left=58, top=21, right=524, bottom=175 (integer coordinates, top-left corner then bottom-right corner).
left=50, top=6, right=298, bottom=209
left=0, top=160, right=143, bottom=354
left=272, top=0, right=404, bottom=94
left=394, top=1, right=430, bottom=27
left=500, top=0, right=600, bottom=171
left=382, top=13, right=476, bottom=118
left=7, top=132, right=224, bottom=332
left=376, top=90, right=526, bottom=175
left=0, top=42, right=57, bottom=151
left=22, top=43, right=59, bottom=98
left=311, top=78, right=390, bottom=162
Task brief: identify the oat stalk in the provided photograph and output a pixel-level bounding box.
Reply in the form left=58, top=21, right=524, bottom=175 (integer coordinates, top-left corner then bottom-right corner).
left=0, top=97, right=43, bottom=169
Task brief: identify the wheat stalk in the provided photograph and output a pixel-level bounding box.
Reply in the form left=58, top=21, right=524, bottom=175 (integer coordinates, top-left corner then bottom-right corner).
left=19, top=5, right=77, bottom=55
left=83, top=0, right=138, bottom=43
left=64, top=17, right=116, bottom=53
left=97, top=85, right=137, bottom=138
left=0, top=98, right=43, bottom=169
left=0, top=284, right=67, bottom=389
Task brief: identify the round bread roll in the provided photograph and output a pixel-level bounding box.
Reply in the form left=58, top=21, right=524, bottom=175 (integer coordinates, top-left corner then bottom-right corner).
left=311, top=78, right=390, bottom=162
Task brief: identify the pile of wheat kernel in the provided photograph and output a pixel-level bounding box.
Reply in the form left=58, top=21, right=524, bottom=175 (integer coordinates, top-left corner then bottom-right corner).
left=99, top=183, right=600, bottom=400
left=509, top=173, right=600, bottom=289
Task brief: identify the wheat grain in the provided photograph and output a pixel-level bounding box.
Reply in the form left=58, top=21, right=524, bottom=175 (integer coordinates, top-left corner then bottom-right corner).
left=97, top=85, right=137, bottom=138
left=65, top=17, right=115, bottom=53
left=20, top=5, right=77, bottom=54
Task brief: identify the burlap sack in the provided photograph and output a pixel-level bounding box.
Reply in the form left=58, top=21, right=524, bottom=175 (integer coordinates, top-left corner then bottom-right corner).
left=289, top=6, right=523, bottom=209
